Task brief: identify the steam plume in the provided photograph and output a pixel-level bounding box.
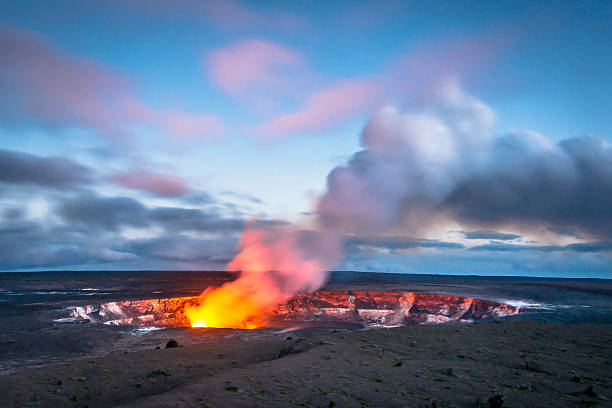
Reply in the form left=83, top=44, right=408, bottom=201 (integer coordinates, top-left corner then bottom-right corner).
left=188, top=79, right=612, bottom=327
left=186, top=224, right=342, bottom=328
left=320, top=79, right=612, bottom=239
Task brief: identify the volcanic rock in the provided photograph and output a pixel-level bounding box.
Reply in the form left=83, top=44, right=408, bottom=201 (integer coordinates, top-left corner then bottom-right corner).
left=68, top=291, right=519, bottom=328
left=165, top=339, right=179, bottom=348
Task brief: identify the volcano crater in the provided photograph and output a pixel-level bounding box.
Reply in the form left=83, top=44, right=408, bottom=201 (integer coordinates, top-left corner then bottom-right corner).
left=67, top=291, right=520, bottom=329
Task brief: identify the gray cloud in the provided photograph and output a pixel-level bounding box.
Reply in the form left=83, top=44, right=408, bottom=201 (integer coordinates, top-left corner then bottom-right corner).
left=564, top=242, right=612, bottom=253
left=0, top=149, right=94, bottom=188
left=444, top=134, right=612, bottom=239
left=0, top=172, right=277, bottom=269
left=3, top=208, right=24, bottom=221
left=462, top=230, right=521, bottom=240
left=0, top=148, right=254, bottom=269
left=58, top=192, right=245, bottom=233
left=0, top=199, right=243, bottom=270
left=220, top=191, right=263, bottom=204
left=148, top=207, right=244, bottom=232
left=470, top=241, right=612, bottom=253
left=547, top=226, right=583, bottom=239
left=338, top=246, right=612, bottom=278
left=0, top=219, right=134, bottom=269
left=182, top=191, right=216, bottom=205
left=59, top=194, right=148, bottom=231
left=346, top=236, right=464, bottom=251
left=115, top=235, right=237, bottom=264
left=0, top=221, right=240, bottom=271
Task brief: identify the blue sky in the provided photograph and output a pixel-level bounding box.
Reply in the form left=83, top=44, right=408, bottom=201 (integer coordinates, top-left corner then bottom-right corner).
left=0, top=1, right=611, bottom=277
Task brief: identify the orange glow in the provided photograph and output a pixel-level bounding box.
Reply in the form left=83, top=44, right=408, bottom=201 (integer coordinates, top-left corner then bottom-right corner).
left=185, top=225, right=335, bottom=329
left=191, top=320, right=207, bottom=328
left=185, top=285, right=265, bottom=329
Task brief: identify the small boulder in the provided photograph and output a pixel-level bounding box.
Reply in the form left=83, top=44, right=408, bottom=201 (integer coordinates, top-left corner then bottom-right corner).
left=166, top=339, right=179, bottom=348
left=488, top=394, right=504, bottom=408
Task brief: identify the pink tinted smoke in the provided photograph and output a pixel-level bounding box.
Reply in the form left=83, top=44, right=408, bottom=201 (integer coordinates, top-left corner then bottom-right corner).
left=225, top=225, right=342, bottom=309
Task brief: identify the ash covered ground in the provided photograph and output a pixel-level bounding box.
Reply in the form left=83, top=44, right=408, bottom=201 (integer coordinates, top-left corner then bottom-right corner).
left=1, top=271, right=611, bottom=407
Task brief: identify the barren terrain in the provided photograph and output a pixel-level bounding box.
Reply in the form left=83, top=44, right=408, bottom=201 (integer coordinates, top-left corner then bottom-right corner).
left=1, top=320, right=611, bottom=407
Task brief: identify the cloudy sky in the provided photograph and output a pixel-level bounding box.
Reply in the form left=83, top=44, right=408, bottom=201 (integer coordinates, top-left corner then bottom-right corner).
left=1, top=1, right=611, bottom=277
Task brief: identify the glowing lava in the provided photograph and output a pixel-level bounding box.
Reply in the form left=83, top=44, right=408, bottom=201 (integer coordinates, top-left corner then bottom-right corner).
left=184, top=285, right=264, bottom=329
left=191, top=320, right=207, bottom=328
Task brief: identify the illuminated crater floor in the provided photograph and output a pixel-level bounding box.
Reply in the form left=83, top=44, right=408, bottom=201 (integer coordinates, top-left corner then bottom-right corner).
left=68, top=291, right=520, bottom=328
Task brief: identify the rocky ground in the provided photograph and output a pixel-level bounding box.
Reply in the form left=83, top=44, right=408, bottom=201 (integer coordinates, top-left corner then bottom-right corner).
left=1, top=320, right=611, bottom=408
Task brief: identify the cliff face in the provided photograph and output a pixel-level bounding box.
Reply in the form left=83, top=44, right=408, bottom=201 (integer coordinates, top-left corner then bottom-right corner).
left=269, top=291, right=518, bottom=326
left=69, top=291, right=519, bottom=328
left=70, top=296, right=199, bottom=326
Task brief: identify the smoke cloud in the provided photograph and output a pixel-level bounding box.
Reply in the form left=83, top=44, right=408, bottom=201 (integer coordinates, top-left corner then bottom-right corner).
left=228, top=226, right=342, bottom=297
left=186, top=224, right=341, bottom=328
left=190, top=79, right=612, bottom=327
left=318, top=79, right=496, bottom=234
left=319, top=79, right=612, bottom=240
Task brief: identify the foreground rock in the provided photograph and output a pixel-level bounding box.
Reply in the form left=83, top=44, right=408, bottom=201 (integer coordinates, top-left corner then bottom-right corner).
left=1, top=321, right=610, bottom=407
